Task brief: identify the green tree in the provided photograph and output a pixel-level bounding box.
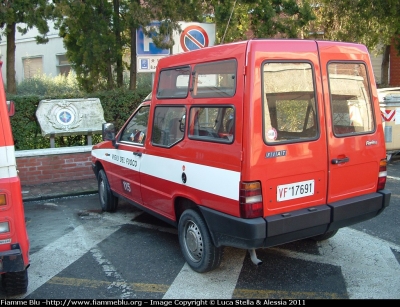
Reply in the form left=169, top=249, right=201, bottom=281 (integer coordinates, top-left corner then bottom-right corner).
left=208, top=0, right=315, bottom=43
left=54, top=0, right=117, bottom=92
left=251, top=0, right=314, bottom=39
left=0, top=0, right=53, bottom=94
left=54, top=0, right=204, bottom=92
left=309, top=0, right=400, bottom=85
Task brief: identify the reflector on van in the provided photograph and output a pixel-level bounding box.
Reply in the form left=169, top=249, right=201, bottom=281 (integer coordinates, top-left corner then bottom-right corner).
left=0, top=194, right=6, bottom=206
left=377, top=159, right=388, bottom=191
left=0, top=221, right=10, bottom=233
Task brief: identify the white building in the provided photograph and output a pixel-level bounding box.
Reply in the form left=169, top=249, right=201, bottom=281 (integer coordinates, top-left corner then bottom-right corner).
left=0, top=21, right=71, bottom=85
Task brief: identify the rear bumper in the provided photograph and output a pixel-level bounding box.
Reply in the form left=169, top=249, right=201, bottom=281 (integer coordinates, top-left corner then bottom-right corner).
left=200, top=189, right=391, bottom=249
left=0, top=248, right=26, bottom=272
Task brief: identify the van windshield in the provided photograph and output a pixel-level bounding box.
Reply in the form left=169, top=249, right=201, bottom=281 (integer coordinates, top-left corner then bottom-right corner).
left=143, top=92, right=152, bottom=102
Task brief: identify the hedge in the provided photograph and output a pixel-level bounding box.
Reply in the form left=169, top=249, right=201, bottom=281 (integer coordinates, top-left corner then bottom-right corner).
left=7, top=87, right=152, bottom=150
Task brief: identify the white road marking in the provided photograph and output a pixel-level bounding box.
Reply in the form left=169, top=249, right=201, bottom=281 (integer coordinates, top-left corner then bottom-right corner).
left=163, top=247, right=246, bottom=299
left=387, top=175, right=400, bottom=181
left=17, top=223, right=121, bottom=298
left=273, top=228, right=400, bottom=299
left=12, top=210, right=173, bottom=299
left=14, top=207, right=400, bottom=299
left=91, top=248, right=136, bottom=299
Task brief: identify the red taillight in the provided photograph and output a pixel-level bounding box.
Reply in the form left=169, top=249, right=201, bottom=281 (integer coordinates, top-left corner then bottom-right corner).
left=377, top=159, right=387, bottom=191
left=240, top=181, right=263, bottom=218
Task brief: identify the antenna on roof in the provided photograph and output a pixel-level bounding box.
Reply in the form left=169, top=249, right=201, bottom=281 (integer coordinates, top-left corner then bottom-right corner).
left=221, top=0, right=237, bottom=44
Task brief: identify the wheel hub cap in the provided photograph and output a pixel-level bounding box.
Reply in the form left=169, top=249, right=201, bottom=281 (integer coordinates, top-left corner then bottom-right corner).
left=185, top=222, right=203, bottom=261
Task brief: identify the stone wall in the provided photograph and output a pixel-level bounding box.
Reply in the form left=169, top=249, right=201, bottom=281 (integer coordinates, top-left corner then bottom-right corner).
left=15, top=146, right=94, bottom=186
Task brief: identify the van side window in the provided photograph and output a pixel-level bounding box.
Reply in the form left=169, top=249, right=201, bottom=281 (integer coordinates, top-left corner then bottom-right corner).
left=157, top=66, right=191, bottom=99
left=328, top=62, right=374, bottom=135
left=119, top=106, right=150, bottom=145
left=191, top=60, right=237, bottom=98
left=188, top=106, right=235, bottom=143
left=152, top=106, right=186, bottom=147
left=262, top=62, right=318, bottom=144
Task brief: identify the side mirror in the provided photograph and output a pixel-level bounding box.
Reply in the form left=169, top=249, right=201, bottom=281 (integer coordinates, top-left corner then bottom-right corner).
left=6, top=100, right=15, bottom=117
left=102, top=123, right=116, bottom=141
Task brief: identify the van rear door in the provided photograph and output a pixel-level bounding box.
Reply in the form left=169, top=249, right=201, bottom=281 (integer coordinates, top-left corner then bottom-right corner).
left=317, top=41, right=386, bottom=203
left=245, top=40, right=328, bottom=216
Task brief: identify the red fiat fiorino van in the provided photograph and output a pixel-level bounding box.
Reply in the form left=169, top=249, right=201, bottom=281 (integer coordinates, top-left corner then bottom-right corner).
left=92, top=39, right=391, bottom=273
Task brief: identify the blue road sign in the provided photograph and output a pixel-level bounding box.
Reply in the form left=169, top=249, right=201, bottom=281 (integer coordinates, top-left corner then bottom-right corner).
left=140, top=59, right=149, bottom=70
left=136, top=22, right=170, bottom=56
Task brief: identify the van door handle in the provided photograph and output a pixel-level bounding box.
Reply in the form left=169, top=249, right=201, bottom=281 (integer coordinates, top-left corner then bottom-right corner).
left=133, top=152, right=142, bottom=157
left=331, top=157, right=349, bottom=164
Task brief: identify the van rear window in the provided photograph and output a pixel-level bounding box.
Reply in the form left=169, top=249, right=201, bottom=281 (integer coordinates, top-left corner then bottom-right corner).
left=262, top=62, right=318, bottom=144
left=191, top=60, right=237, bottom=98
left=157, top=66, right=191, bottom=99
left=328, top=62, right=375, bottom=135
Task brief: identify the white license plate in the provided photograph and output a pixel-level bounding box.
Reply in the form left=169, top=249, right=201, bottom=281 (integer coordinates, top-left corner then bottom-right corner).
left=277, top=180, right=314, bottom=202
left=0, top=238, right=11, bottom=245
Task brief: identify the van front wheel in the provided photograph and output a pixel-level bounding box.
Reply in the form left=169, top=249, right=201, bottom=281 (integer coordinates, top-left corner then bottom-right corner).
left=98, top=169, right=118, bottom=212
left=178, top=209, right=222, bottom=273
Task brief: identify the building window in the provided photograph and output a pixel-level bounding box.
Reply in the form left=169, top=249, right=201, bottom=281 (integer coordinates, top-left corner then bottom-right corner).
left=23, top=56, right=43, bottom=79
left=56, top=54, right=72, bottom=76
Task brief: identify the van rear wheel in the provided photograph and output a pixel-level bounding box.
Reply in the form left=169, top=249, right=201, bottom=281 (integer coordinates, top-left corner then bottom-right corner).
left=178, top=209, right=223, bottom=273
left=1, top=268, right=28, bottom=296
left=98, top=169, right=118, bottom=212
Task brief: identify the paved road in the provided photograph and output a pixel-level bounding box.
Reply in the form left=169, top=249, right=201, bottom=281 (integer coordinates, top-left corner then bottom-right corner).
left=1, top=158, right=399, bottom=299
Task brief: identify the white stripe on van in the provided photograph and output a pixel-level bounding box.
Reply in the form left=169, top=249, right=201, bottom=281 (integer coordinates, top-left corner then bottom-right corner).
left=92, top=148, right=241, bottom=201
left=0, top=145, right=18, bottom=179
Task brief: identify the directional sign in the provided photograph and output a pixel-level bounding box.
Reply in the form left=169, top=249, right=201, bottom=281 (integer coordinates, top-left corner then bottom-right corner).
left=136, top=22, right=170, bottom=56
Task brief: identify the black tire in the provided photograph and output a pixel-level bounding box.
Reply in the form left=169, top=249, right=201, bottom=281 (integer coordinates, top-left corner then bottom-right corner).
left=310, top=230, right=338, bottom=242
left=98, top=169, right=118, bottom=212
left=178, top=209, right=223, bottom=273
left=1, top=269, right=28, bottom=296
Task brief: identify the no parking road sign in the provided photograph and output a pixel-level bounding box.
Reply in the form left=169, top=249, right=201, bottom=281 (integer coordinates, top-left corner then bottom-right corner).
left=173, top=22, right=216, bottom=54
left=180, top=25, right=209, bottom=52
left=135, top=22, right=216, bottom=71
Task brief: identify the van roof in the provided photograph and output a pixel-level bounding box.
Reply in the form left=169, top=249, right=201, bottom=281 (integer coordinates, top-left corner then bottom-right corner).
left=157, top=39, right=367, bottom=69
